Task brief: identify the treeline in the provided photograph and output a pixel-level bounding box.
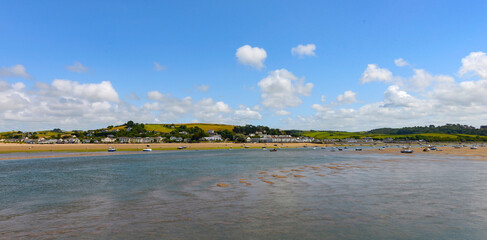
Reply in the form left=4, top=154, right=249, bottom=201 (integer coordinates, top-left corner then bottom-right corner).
left=368, top=124, right=487, bottom=136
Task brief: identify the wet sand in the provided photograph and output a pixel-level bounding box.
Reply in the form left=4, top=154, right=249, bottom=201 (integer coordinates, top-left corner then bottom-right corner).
left=0, top=142, right=328, bottom=160
left=366, top=146, right=487, bottom=159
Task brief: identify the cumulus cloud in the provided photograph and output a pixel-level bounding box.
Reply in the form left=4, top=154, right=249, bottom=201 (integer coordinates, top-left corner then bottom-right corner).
left=394, top=58, right=409, bottom=67
left=286, top=52, right=487, bottom=131
left=236, top=45, right=267, bottom=70
left=405, top=69, right=454, bottom=91
left=50, top=79, right=119, bottom=103
left=66, top=61, right=89, bottom=73
left=458, top=51, right=487, bottom=79
left=0, top=64, right=31, bottom=79
left=336, top=90, right=357, bottom=105
left=146, top=91, right=261, bottom=124
left=235, top=106, right=262, bottom=120
left=291, top=44, right=316, bottom=58
left=0, top=80, right=156, bottom=131
left=258, top=69, right=314, bottom=109
left=383, top=85, right=419, bottom=107
left=360, top=64, right=393, bottom=83
left=154, top=62, right=166, bottom=71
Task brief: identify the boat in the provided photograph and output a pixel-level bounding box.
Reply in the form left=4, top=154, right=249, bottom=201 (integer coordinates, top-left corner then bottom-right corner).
left=355, top=148, right=362, bottom=151
left=471, top=146, right=478, bottom=149
left=107, top=147, right=116, bottom=152
left=143, top=144, right=152, bottom=152
left=269, top=149, right=277, bottom=152
left=401, top=149, right=414, bottom=153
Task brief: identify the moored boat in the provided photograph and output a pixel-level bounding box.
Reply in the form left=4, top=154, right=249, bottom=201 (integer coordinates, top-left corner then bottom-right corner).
left=107, top=147, right=116, bottom=152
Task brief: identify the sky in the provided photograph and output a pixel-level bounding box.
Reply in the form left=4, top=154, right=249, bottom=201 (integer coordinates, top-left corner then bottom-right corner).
left=1, top=0, right=487, bottom=132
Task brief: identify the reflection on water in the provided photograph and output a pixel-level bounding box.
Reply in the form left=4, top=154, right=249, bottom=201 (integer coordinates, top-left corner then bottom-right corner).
left=1, top=149, right=487, bottom=239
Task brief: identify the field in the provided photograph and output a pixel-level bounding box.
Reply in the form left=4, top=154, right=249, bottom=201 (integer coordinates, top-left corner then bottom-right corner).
left=302, top=131, right=487, bottom=141
left=144, top=123, right=235, bottom=133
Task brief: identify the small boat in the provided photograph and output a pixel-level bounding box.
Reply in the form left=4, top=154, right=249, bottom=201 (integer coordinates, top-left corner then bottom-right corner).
left=471, top=146, right=478, bottom=149
left=401, top=149, right=414, bottom=153
left=313, top=147, right=317, bottom=150
left=143, top=148, right=152, bottom=152
left=355, top=148, right=362, bottom=151
left=177, top=146, right=183, bottom=149
left=107, top=147, right=116, bottom=152
left=269, top=149, right=277, bottom=152
left=423, top=148, right=430, bottom=152
left=262, top=147, right=267, bottom=150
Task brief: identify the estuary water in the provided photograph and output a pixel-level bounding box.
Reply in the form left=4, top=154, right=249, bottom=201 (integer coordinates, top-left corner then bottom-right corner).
left=1, top=148, right=487, bottom=239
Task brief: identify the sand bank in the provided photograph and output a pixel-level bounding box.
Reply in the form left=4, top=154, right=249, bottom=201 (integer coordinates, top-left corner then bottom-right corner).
left=0, top=142, right=327, bottom=160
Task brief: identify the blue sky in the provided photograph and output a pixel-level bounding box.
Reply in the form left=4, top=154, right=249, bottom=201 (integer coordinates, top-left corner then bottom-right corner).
left=1, top=0, right=487, bottom=131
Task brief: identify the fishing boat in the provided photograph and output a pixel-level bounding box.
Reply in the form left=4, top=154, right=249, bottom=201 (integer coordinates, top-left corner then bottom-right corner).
left=107, top=147, right=116, bottom=152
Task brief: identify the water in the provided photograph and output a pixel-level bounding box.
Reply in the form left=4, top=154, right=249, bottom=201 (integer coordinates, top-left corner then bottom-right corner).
left=1, top=149, right=487, bottom=239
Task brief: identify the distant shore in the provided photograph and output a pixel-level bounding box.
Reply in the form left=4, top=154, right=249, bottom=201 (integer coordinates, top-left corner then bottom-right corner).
left=1, top=143, right=486, bottom=161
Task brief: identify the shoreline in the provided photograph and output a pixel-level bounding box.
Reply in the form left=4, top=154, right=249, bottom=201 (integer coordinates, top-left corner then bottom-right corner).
left=0, top=142, right=328, bottom=160
left=1, top=143, right=487, bottom=161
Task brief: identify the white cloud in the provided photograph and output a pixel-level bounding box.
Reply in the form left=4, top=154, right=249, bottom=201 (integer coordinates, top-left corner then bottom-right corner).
left=458, top=51, right=487, bottom=79
left=336, top=90, right=357, bottom=104
left=146, top=91, right=261, bottom=124
left=0, top=64, right=31, bottom=79
left=405, top=69, right=454, bottom=91
left=235, top=106, right=262, bottom=120
left=383, top=85, right=419, bottom=107
left=154, top=62, right=166, bottom=71
left=66, top=61, right=89, bottom=73
left=195, top=84, right=210, bottom=92
left=286, top=52, right=487, bottom=131
left=236, top=45, right=267, bottom=70
left=291, top=44, right=316, bottom=58
left=394, top=58, right=409, bottom=67
left=360, top=64, right=393, bottom=83
left=50, top=79, right=119, bottom=103
left=0, top=80, right=155, bottom=131
left=258, top=68, right=313, bottom=109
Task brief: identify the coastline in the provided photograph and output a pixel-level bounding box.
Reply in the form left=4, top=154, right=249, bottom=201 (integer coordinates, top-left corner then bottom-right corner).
left=2, top=143, right=487, bottom=161
left=0, top=142, right=328, bottom=160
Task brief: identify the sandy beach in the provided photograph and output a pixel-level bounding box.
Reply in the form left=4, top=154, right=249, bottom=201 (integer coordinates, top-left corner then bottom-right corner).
left=0, top=142, right=328, bottom=160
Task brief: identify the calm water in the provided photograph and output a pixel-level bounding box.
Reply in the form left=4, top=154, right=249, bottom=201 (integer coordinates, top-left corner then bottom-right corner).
left=1, top=149, right=487, bottom=239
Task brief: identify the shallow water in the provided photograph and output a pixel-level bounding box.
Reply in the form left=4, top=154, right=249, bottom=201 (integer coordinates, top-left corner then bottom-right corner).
left=1, top=149, right=487, bottom=239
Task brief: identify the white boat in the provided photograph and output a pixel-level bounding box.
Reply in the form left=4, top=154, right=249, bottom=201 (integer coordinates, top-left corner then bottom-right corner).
left=401, top=149, right=414, bottom=153
left=143, top=148, right=152, bottom=152
left=107, top=147, right=116, bottom=152
left=471, top=146, right=478, bottom=149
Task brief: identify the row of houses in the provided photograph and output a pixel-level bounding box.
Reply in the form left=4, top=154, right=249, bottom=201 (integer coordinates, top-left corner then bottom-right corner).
left=246, top=135, right=317, bottom=143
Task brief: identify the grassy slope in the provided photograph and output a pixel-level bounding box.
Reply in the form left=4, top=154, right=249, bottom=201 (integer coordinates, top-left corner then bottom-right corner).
left=303, top=131, right=486, bottom=140
left=144, top=123, right=235, bottom=133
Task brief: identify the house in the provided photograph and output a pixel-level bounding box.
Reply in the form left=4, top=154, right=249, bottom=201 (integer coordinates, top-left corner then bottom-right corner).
left=207, top=129, right=215, bottom=134
left=118, top=137, right=131, bottom=143
left=170, top=136, right=183, bottom=142
left=202, top=134, right=222, bottom=141
left=101, top=137, right=116, bottom=143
